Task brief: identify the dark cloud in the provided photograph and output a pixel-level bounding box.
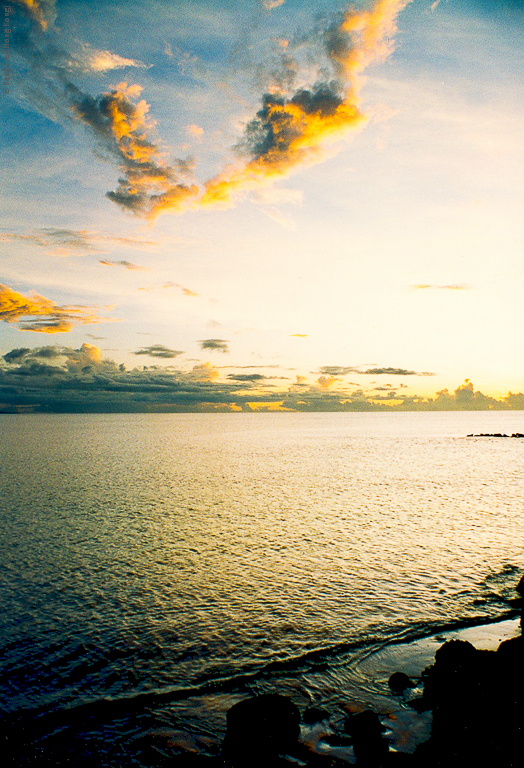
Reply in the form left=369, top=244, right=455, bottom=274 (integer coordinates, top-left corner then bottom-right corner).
left=227, top=374, right=267, bottom=382
left=363, top=368, right=435, bottom=376
left=319, top=366, right=359, bottom=376
left=0, top=346, right=521, bottom=413
left=319, top=366, right=435, bottom=377
left=199, top=339, right=229, bottom=353
left=134, top=345, right=184, bottom=359
left=3, top=347, right=31, bottom=364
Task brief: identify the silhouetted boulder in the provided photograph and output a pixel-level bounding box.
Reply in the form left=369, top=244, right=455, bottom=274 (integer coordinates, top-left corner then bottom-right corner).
left=222, top=694, right=300, bottom=766
left=388, top=672, right=415, bottom=695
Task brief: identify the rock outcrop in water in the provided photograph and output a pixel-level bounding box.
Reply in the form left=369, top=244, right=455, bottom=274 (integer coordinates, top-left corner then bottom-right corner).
left=466, top=432, right=524, bottom=438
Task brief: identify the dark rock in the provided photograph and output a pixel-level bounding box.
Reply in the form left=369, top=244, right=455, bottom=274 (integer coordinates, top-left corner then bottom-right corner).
left=222, top=694, right=300, bottom=767
left=345, top=710, right=389, bottom=766
left=407, top=697, right=430, bottom=713
left=516, top=575, right=524, bottom=597
left=388, top=672, right=415, bottom=695
left=303, top=706, right=330, bottom=724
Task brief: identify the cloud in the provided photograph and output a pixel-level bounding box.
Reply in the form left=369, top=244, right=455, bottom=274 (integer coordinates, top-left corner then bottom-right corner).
left=289, top=333, right=308, bottom=338
left=134, top=345, right=184, bottom=359
left=10, top=0, right=412, bottom=219
left=319, top=366, right=359, bottom=376
left=99, top=260, right=146, bottom=270
left=0, top=284, right=115, bottom=333
left=319, top=365, right=435, bottom=376
left=187, top=363, right=220, bottom=381
left=316, top=375, right=339, bottom=389
left=199, top=0, right=412, bottom=210
left=0, top=229, right=97, bottom=257
left=199, top=338, right=230, bottom=353
left=3, top=347, right=32, bottom=364
left=12, top=0, right=56, bottom=30
left=363, top=367, right=435, bottom=376
left=410, top=284, right=471, bottom=291
left=0, top=348, right=521, bottom=413
left=71, top=44, right=148, bottom=73
left=262, top=0, right=287, bottom=10
left=227, top=373, right=267, bottom=382
left=185, top=124, right=204, bottom=138
left=67, top=81, right=200, bottom=215
left=163, top=282, right=199, bottom=296
left=8, top=5, right=199, bottom=218
left=0, top=229, right=158, bottom=257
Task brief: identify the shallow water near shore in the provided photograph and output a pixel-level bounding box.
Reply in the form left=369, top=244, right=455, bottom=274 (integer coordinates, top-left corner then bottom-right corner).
left=1, top=411, right=523, bottom=764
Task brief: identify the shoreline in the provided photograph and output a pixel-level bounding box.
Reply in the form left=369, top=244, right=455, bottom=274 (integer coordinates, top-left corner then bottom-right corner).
left=3, top=613, right=521, bottom=766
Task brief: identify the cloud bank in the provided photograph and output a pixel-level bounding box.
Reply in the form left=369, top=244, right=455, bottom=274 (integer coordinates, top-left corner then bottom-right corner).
left=0, top=346, right=522, bottom=413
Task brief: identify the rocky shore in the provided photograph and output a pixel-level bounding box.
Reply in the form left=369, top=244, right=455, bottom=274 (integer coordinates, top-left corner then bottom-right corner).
left=169, top=577, right=523, bottom=767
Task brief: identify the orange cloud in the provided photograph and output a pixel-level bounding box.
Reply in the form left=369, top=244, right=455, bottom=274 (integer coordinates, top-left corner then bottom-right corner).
left=69, top=81, right=199, bottom=215
left=188, top=362, right=220, bottom=381
left=316, top=375, right=339, bottom=389
left=410, top=284, right=471, bottom=291
left=0, top=284, right=114, bottom=333
left=195, top=0, right=411, bottom=211
left=13, top=0, right=56, bottom=30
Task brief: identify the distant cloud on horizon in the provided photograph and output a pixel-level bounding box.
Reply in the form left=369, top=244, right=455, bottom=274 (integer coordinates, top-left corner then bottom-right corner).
left=0, top=345, right=521, bottom=413
left=319, top=365, right=435, bottom=377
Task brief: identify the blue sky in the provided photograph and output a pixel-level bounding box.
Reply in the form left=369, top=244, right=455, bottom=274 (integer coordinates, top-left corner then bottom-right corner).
left=0, top=0, right=522, bottom=411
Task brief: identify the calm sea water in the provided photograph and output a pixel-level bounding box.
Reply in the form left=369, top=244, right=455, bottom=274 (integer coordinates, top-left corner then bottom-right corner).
left=1, top=412, right=523, bottom=765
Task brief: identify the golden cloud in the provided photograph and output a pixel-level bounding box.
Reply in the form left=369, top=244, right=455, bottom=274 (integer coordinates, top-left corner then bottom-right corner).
left=0, top=284, right=115, bottom=333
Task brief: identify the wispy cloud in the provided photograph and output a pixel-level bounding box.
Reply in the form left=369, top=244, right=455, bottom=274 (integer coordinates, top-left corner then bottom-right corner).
left=138, top=282, right=198, bottom=296
left=319, top=365, right=435, bottom=376
left=262, top=0, right=287, bottom=10
left=0, top=284, right=115, bottom=333
left=363, top=367, right=435, bottom=376
left=99, top=260, right=147, bottom=270
left=12, top=0, right=56, bottom=30
left=70, top=44, right=148, bottom=74
left=410, top=283, right=471, bottom=291
left=0, top=229, right=158, bottom=257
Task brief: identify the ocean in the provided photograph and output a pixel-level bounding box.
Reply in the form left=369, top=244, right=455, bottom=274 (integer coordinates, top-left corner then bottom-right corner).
left=1, top=411, right=523, bottom=765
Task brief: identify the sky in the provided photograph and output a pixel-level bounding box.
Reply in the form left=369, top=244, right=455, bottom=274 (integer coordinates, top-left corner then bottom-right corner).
left=0, top=0, right=523, bottom=412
